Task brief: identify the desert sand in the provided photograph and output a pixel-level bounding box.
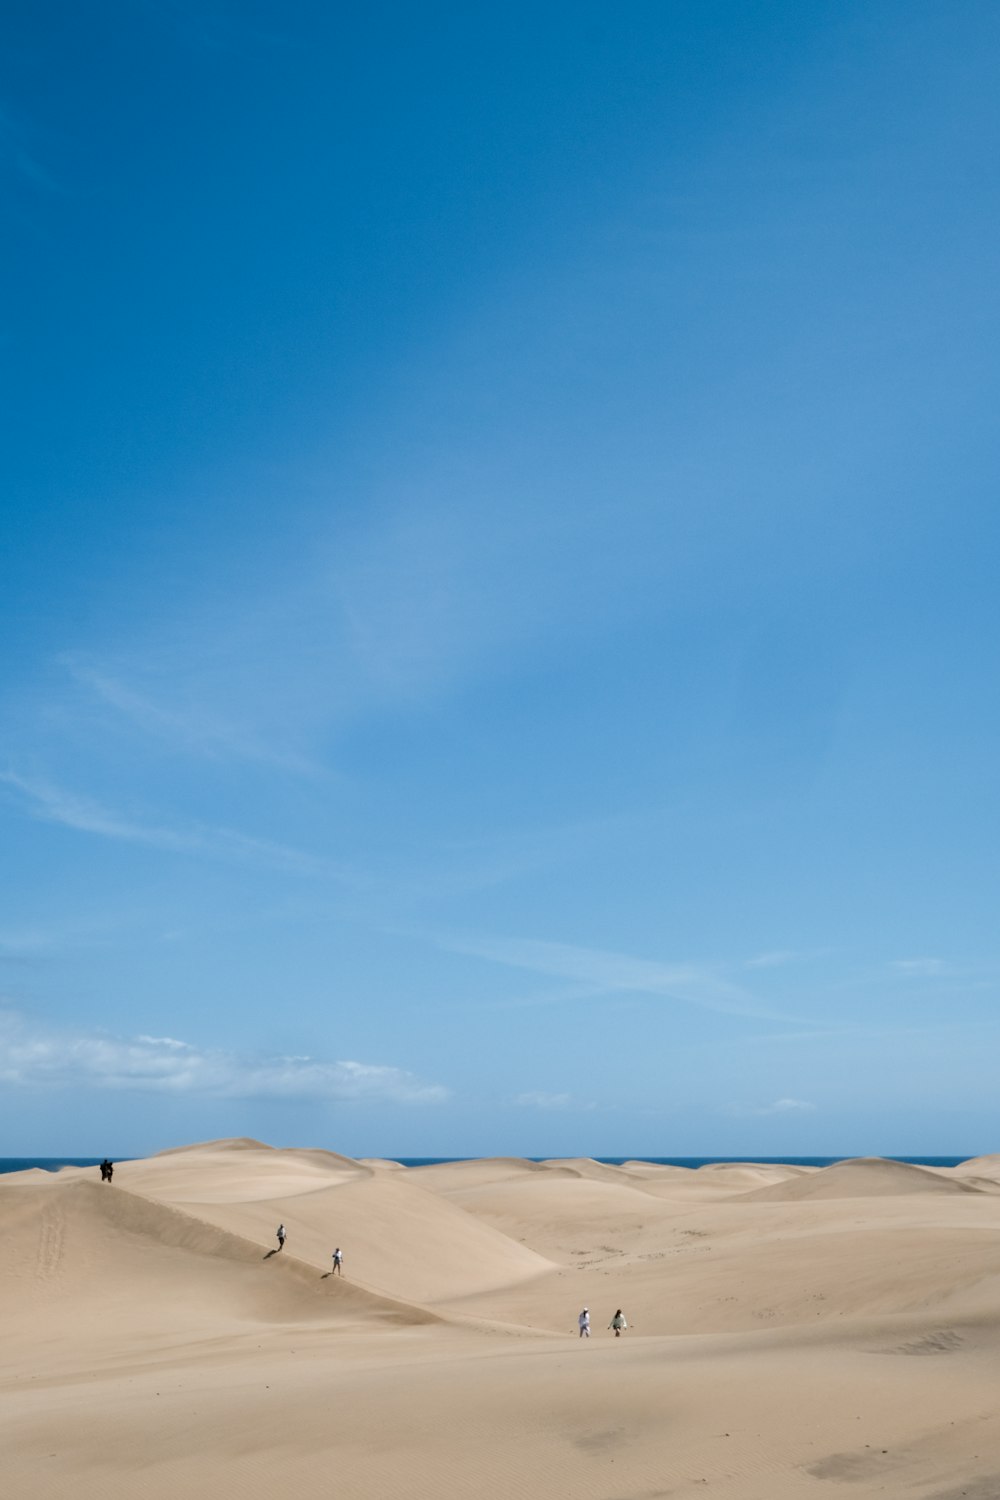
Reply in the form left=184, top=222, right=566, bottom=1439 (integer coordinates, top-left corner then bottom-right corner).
left=3, top=1142, right=1000, bottom=1498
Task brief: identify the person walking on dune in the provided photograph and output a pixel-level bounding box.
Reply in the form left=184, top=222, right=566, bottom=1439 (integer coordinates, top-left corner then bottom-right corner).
left=276, top=1223, right=286, bottom=1252
left=609, top=1309, right=628, bottom=1337
left=331, top=1247, right=343, bottom=1275
left=99, top=1159, right=114, bottom=1183
left=578, top=1306, right=591, bottom=1338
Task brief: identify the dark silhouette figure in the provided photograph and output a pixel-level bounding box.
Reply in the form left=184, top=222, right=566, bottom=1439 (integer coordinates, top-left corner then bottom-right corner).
left=100, top=1159, right=114, bottom=1183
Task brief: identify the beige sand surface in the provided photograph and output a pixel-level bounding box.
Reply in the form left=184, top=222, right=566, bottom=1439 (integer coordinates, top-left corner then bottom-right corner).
left=4, top=1142, right=1000, bottom=1499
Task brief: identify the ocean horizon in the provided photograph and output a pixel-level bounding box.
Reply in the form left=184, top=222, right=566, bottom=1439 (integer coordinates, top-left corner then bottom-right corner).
left=0, top=1154, right=975, bottom=1175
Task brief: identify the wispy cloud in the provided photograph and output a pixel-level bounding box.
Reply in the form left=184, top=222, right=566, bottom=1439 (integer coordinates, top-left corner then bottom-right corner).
left=513, top=1091, right=573, bottom=1110
left=0, top=1010, right=448, bottom=1103
left=751, top=1096, right=815, bottom=1116
left=59, top=655, right=322, bottom=776
left=726, top=1096, right=816, bottom=1117
left=890, top=957, right=948, bottom=978
left=0, top=769, right=351, bottom=880
left=0, top=927, right=57, bottom=960
left=744, top=950, right=803, bottom=970
left=434, top=931, right=813, bottom=1024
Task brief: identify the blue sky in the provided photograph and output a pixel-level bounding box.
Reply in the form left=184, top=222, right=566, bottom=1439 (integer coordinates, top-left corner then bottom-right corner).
left=2, top=1, right=999, bottom=1157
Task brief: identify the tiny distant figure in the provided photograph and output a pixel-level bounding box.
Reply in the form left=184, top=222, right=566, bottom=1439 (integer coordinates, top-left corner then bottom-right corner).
left=332, top=1247, right=343, bottom=1275
left=100, top=1159, right=114, bottom=1183
left=609, top=1309, right=628, bottom=1337
left=276, top=1223, right=286, bottom=1252
left=578, top=1306, right=591, bottom=1338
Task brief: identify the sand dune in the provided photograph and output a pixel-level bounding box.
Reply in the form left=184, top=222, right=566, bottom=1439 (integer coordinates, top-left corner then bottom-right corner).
left=123, top=1137, right=374, bottom=1202
left=4, top=1142, right=1000, bottom=1498
left=126, top=1151, right=553, bottom=1304
left=741, top=1155, right=988, bottom=1201
left=408, top=1155, right=560, bottom=1191
left=952, top=1153, right=1000, bottom=1182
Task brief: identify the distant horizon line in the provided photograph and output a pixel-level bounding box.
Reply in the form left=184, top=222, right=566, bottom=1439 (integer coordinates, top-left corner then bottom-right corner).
left=0, top=1150, right=982, bottom=1171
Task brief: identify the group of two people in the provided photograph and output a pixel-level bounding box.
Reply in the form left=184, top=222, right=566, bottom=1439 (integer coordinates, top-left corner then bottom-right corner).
left=578, top=1307, right=628, bottom=1337
left=275, top=1224, right=343, bottom=1274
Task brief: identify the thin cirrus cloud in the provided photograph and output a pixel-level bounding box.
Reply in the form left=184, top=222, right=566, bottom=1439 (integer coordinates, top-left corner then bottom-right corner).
left=434, top=931, right=815, bottom=1024
left=59, top=654, right=322, bottom=776
left=0, top=927, right=57, bottom=959
left=0, top=769, right=349, bottom=880
left=752, top=1098, right=815, bottom=1116
left=0, top=1011, right=448, bottom=1104
left=514, top=1091, right=572, bottom=1110
left=744, top=950, right=805, bottom=970
left=890, top=958, right=948, bottom=978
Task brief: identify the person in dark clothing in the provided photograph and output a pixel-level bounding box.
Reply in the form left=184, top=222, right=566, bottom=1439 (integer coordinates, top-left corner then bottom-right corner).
left=100, top=1159, right=114, bottom=1182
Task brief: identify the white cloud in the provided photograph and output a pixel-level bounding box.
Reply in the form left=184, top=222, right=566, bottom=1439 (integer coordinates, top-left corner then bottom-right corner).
left=514, top=1091, right=572, bottom=1110
left=0, top=1011, right=448, bottom=1104
left=0, top=769, right=349, bottom=880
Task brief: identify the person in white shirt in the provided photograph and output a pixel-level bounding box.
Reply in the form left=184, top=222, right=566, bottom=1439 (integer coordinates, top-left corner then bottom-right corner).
left=609, top=1309, right=628, bottom=1337
left=332, top=1247, right=343, bottom=1275
left=578, top=1307, right=591, bottom=1338
left=276, top=1223, right=286, bottom=1251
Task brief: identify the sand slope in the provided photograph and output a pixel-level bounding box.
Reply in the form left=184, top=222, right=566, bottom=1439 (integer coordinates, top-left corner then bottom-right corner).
left=121, top=1142, right=553, bottom=1303
left=4, top=1144, right=1000, bottom=1499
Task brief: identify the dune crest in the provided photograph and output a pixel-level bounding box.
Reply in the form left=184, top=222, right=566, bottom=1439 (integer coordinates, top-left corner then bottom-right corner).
left=153, top=1136, right=274, bottom=1155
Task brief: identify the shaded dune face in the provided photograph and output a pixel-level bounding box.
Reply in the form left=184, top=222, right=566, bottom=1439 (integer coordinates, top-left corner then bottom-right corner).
left=0, top=1174, right=441, bottom=1354
left=126, top=1148, right=554, bottom=1305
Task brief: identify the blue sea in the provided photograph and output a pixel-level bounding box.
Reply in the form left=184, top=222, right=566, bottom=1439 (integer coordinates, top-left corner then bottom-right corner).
left=0, top=1158, right=113, bottom=1174
left=395, top=1156, right=972, bottom=1169
left=0, top=1154, right=972, bottom=1174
